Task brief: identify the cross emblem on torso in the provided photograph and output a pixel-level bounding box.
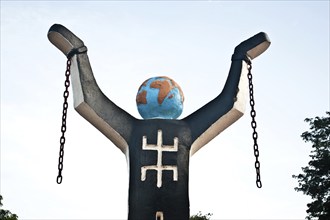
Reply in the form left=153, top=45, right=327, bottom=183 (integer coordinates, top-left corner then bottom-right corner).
left=141, top=129, right=178, bottom=188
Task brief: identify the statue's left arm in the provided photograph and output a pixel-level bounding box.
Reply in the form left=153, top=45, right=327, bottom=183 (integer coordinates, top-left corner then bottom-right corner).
left=184, top=32, right=271, bottom=156
left=48, top=24, right=136, bottom=154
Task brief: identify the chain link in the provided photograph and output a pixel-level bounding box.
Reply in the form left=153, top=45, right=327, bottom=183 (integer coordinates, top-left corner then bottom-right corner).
left=246, top=60, right=262, bottom=188
left=57, top=58, right=72, bottom=184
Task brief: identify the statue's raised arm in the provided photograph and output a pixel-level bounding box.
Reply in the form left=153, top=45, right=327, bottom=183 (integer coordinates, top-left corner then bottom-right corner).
left=48, top=24, right=136, bottom=154
left=183, top=32, right=271, bottom=156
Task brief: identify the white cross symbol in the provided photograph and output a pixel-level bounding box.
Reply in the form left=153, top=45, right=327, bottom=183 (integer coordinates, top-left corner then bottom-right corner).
left=141, top=130, right=178, bottom=188
left=156, top=211, right=164, bottom=220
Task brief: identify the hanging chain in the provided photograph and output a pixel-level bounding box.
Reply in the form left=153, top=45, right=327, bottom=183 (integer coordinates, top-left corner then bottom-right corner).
left=246, top=59, right=262, bottom=188
left=57, top=58, right=72, bottom=184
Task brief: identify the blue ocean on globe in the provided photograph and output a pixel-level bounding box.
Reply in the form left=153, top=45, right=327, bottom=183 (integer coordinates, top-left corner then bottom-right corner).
left=136, top=76, right=184, bottom=119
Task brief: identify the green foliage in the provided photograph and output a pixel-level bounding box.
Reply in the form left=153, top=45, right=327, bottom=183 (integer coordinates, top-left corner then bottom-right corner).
left=292, top=112, right=330, bottom=220
left=190, top=211, right=213, bottom=220
left=0, top=195, right=18, bottom=220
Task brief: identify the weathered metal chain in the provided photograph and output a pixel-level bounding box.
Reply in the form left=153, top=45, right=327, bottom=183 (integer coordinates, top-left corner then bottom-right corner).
left=246, top=60, right=262, bottom=188
left=57, top=58, right=72, bottom=184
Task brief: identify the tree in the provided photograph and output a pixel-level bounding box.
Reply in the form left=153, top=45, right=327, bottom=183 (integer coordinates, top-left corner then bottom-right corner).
left=0, top=195, right=18, bottom=220
left=190, top=211, right=213, bottom=220
left=292, top=111, right=330, bottom=220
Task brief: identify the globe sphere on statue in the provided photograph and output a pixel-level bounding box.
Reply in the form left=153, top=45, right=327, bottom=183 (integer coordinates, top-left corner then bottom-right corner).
left=136, top=76, right=184, bottom=119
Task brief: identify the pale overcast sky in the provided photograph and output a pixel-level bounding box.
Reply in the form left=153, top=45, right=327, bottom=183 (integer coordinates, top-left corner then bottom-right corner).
left=1, top=1, right=329, bottom=219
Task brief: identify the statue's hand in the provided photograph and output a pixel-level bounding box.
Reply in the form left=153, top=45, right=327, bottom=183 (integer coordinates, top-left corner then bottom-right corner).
left=232, top=32, right=271, bottom=61
left=48, top=24, right=87, bottom=58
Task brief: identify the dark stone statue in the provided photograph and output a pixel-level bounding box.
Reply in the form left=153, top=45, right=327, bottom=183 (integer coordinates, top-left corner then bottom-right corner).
left=48, top=24, right=270, bottom=220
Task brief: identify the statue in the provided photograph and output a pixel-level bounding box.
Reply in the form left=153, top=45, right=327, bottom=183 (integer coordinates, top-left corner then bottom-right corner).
left=48, top=24, right=270, bottom=220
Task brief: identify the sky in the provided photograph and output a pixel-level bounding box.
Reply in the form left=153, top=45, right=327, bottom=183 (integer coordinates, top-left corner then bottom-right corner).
left=1, top=1, right=329, bottom=219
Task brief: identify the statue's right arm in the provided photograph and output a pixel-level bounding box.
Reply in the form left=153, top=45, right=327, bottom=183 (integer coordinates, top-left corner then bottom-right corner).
left=184, top=32, right=271, bottom=156
left=48, top=24, right=136, bottom=154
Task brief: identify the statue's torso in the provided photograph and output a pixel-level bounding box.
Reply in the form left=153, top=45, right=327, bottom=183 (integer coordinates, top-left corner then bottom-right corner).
left=127, top=119, right=192, bottom=220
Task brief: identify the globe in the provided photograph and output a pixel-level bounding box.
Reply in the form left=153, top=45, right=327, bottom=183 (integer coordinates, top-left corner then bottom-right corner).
left=136, top=76, right=184, bottom=119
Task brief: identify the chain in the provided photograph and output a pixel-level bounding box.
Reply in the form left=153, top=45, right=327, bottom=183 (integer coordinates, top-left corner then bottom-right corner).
left=246, top=59, right=262, bottom=188
left=57, top=58, right=72, bottom=184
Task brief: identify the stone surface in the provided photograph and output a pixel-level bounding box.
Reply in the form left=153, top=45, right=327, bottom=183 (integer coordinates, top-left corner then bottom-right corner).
left=48, top=24, right=271, bottom=220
